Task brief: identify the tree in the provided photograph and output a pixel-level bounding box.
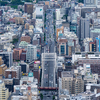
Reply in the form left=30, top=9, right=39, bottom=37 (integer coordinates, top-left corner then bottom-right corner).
left=53, top=95, right=55, bottom=100
left=40, top=93, right=43, bottom=100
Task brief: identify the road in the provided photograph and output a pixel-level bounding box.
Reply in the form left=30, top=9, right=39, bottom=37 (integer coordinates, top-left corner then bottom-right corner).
left=15, top=25, right=24, bottom=48
left=40, top=8, right=57, bottom=100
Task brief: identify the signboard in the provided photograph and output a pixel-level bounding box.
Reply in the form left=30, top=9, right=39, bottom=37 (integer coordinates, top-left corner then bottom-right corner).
left=34, top=61, right=40, bottom=64
left=28, top=72, right=33, bottom=77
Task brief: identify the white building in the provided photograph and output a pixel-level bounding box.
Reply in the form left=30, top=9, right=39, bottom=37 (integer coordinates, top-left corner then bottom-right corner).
left=56, top=9, right=61, bottom=20
left=35, top=6, right=43, bottom=22
left=72, top=52, right=100, bottom=63
left=26, top=44, right=37, bottom=62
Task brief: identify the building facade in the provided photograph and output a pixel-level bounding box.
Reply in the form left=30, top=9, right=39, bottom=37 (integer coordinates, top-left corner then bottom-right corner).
left=26, top=44, right=37, bottom=62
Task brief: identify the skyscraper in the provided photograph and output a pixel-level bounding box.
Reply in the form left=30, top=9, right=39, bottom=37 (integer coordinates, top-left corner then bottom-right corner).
left=79, top=18, right=90, bottom=40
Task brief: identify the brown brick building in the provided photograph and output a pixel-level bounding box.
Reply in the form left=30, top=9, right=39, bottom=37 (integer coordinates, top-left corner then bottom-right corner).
left=24, top=2, right=33, bottom=14
left=13, top=48, right=24, bottom=60
left=21, top=36, right=31, bottom=43
left=20, top=50, right=26, bottom=61
left=5, top=66, right=21, bottom=79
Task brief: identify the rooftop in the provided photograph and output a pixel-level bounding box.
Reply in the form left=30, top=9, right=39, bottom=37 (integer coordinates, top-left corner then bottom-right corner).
left=91, top=29, right=100, bottom=33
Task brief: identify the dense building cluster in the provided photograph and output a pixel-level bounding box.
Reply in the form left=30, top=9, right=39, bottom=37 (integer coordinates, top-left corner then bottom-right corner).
left=1, top=0, right=100, bottom=100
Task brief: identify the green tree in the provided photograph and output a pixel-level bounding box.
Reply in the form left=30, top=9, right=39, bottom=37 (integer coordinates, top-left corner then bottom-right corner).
left=40, top=93, right=43, bottom=100
left=53, top=95, right=55, bottom=100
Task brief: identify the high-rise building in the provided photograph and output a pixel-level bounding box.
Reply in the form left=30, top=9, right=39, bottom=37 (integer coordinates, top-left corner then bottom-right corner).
left=61, top=71, right=84, bottom=94
left=26, top=44, right=37, bottom=62
left=0, top=80, right=10, bottom=100
left=0, top=51, right=13, bottom=67
left=79, top=18, right=90, bottom=40
left=70, top=22, right=78, bottom=35
left=56, top=9, right=61, bottom=20
left=61, top=71, right=73, bottom=94
left=24, top=2, right=33, bottom=14
left=13, top=48, right=23, bottom=61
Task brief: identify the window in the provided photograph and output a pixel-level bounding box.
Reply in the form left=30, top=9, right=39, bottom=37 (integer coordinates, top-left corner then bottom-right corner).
left=61, top=45, right=65, bottom=55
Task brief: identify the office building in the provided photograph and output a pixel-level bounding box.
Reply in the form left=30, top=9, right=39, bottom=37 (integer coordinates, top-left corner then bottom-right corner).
left=35, top=6, right=44, bottom=21
left=79, top=18, right=90, bottom=40
left=0, top=51, right=13, bottom=67
left=90, top=29, right=100, bottom=40
left=84, top=0, right=97, bottom=7
left=21, top=36, right=31, bottom=43
left=70, top=22, right=78, bottom=35
left=56, top=9, right=61, bottom=20
left=72, top=52, right=100, bottom=63
left=24, top=2, right=33, bottom=14
left=0, top=80, right=9, bottom=100
left=58, top=39, right=68, bottom=56
left=56, top=26, right=64, bottom=40
left=26, top=44, right=37, bottom=62
left=5, top=66, right=21, bottom=80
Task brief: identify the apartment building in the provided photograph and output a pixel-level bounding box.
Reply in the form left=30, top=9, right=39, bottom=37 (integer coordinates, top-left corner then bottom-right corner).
left=0, top=80, right=9, bottom=100
left=5, top=66, right=21, bottom=79
left=61, top=71, right=84, bottom=94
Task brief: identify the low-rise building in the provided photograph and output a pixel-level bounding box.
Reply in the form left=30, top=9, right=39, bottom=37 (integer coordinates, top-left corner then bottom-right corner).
left=5, top=66, right=21, bottom=79
left=21, top=35, right=31, bottom=43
